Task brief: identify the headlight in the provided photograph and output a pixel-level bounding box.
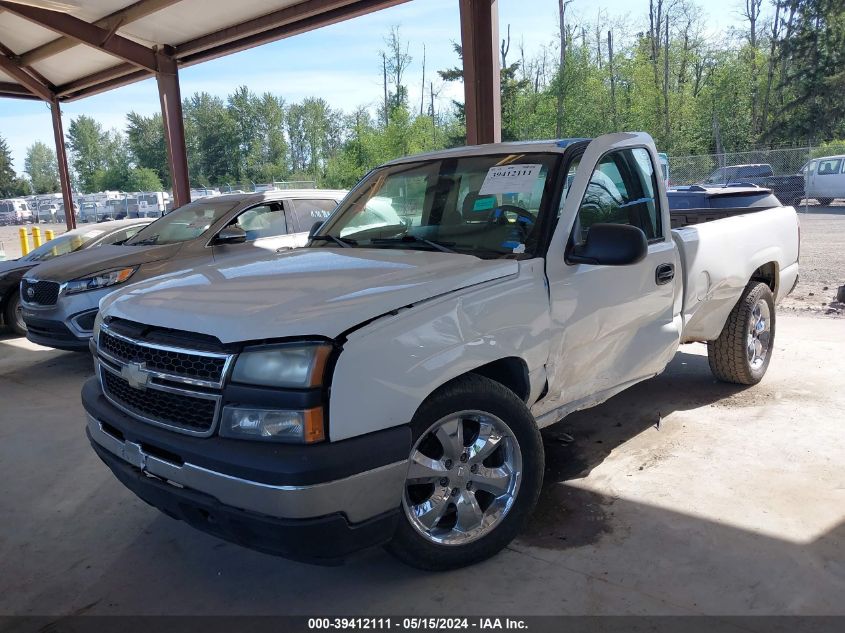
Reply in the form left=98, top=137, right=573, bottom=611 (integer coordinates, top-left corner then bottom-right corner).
left=220, top=406, right=325, bottom=443
left=231, top=343, right=332, bottom=388
left=64, top=266, right=138, bottom=295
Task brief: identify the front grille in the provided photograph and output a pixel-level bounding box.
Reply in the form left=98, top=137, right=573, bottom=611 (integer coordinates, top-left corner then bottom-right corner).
left=21, top=279, right=60, bottom=306
left=101, top=367, right=217, bottom=434
left=100, top=330, right=228, bottom=384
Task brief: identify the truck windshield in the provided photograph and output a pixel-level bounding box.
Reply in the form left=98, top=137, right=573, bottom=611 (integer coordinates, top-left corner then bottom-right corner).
left=125, top=198, right=239, bottom=246
left=313, top=153, right=559, bottom=259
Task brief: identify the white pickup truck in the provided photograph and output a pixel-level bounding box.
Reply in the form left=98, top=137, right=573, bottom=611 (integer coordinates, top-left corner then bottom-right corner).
left=83, top=133, right=799, bottom=570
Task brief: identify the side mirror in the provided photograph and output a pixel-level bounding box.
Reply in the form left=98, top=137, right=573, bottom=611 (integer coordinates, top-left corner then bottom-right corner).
left=214, top=225, right=247, bottom=245
left=308, top=221, right=324, bottom=239
left=568, top=223, right=648, bottom=266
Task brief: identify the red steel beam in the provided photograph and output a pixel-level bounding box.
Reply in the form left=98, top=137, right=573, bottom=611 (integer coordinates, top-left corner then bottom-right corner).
left=459, top=0, right=501, bottom=145
left=56, top=0, right=412, bottom=101
left=0, top=1, right=158, bottom=71
left=156, top=52, right=190, bottom=209
left=19, top=0, right=181, bottom=67
left=0, top=47, right=53, bottom=100
left=50, top=98, right=76, bottom=231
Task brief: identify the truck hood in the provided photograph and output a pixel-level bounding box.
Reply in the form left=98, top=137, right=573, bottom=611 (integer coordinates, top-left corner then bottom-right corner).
left=101, top=248, right=518, bottom=342
left=22, top=243, right=181, bottom=282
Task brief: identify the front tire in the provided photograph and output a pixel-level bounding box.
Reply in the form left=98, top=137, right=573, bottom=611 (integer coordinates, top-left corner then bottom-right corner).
left=386, top=374, right=543, bottom=570
left=707, top=282, right=775, bottom=385
left=4, top=291, right=26, bottom=337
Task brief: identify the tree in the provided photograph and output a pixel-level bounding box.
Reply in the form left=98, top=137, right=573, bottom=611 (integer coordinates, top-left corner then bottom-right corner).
left=67, top=115, right=109, bottom=191
left=0, top=134, right=16, bottom=197
left=24, top=142, right=59, bottom=194
left=126, top=112, right=168, bottom=186
left=125, top=167, right=163, bottom=191
left=766, top=0, right=845, bottom=142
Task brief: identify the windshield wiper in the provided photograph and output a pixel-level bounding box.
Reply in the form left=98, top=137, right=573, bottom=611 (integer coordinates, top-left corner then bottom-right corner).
left=371, top=234, right=457, bottom=253
left=309, top=234, right=356, bottom=248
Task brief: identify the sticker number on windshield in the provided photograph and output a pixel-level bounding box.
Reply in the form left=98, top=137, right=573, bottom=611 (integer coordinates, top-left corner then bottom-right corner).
left=480, top=164, right=542, bottom=195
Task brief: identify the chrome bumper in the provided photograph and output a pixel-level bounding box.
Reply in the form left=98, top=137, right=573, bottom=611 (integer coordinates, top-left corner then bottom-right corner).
left=87, top=414, right=407, bottom=523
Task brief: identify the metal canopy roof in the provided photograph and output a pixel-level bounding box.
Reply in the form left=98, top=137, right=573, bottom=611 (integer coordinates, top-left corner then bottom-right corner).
left=0, top=0, right=409, bottom=102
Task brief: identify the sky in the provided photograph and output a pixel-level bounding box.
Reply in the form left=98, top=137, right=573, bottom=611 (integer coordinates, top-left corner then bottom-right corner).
left=0, top=0, right=752, bottom=173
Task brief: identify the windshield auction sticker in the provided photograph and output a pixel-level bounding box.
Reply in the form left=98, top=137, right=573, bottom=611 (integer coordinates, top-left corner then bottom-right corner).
left=479, top=164, right=542, bottom=195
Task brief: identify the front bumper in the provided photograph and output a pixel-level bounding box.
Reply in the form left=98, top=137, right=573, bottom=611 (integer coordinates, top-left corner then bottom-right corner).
left=83, top=378, right=411, bottom=563
left=24, top=314, right=91, bottom=350
left=22, top=288, right=103, bottom=351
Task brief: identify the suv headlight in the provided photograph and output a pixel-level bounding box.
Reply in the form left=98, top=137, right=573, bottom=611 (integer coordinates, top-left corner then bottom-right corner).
left=65, top=266, right=138, bottom=295
left=231, top=343, right=331, bottom=389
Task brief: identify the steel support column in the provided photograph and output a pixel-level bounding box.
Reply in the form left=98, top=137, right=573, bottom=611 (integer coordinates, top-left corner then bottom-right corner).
left=50, top=99, right=76, bottom=231
left=459, top=0, right=501, bottom=145
left=156, top=53, right=190, bottom=209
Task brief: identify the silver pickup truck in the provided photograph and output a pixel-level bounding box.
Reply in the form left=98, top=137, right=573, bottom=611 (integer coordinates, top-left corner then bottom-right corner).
left=82, top=133, right=799, bottom=570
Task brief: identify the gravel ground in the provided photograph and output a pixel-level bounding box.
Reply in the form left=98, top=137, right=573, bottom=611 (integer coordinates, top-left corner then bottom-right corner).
left=780, top=205, right=845, bottom=317
left=1, top=209, right=843, bottom=316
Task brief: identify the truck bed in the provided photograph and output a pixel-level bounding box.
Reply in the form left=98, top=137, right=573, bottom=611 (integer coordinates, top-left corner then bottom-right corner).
left=670, top=205, right=781, bottom=229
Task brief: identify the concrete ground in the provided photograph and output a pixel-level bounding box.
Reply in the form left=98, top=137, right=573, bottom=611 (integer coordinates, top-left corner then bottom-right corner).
left=0, top=313, right=842, bottom=616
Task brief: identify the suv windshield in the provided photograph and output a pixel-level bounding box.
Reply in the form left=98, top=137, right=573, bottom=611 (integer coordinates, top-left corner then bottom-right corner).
left=313, top=153, right=559, bottom=259
left=125, top=198, right=239, bottom=246
left=23, top=227, right=107, bottom=262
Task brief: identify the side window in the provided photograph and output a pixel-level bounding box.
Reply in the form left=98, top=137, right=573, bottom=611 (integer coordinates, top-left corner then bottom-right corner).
left=817, top=158, right=842, bottom=176
left=573, top=148, right=662, bottom=244
left=234, top=204, right=287, bottom=240
left=290, top=199, right=339, bottom=232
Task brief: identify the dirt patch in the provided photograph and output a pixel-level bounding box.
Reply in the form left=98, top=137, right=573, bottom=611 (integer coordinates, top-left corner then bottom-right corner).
left=518, top=484, right=614, bottom=550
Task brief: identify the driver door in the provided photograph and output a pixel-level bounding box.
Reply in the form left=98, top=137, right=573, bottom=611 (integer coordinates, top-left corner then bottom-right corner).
left=536, top=134, right=682, bottom=417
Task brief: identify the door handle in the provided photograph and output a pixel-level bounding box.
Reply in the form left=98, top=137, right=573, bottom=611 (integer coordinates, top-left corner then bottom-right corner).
left=655, top=263, right=675, bottom=285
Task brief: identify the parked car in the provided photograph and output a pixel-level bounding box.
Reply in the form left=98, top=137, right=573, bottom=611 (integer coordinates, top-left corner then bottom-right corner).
left=80, top=133, right=800, bottom=569
left=0, top=198, right=34, bottom=225
left=0, top=219, right=152, bottom=336
left=20, top=189, right=346, bottom=350
left=700, top=163, right=805, bottom=206
left=667, top=184, right=784, bottom=228
left=803, top=154, right=845, bottom=205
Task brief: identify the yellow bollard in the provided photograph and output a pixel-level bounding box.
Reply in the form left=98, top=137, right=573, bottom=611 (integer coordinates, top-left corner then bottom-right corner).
left=32, top=227, right=42, bottom=249
left=45, top=230, right=55, bottom=242
left=19, top=227, right=30, bottom=256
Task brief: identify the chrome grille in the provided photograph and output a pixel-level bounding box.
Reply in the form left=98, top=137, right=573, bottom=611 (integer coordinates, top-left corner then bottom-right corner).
left=100, top=365, right=218, bottom=434
left=95, top=323, right=233, bottom=436
left=21, top=279, right=60, bottom=306
left=100, top=329, right=227, bottom=385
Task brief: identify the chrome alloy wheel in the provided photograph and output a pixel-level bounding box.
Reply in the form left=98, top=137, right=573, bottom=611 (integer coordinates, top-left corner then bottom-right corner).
left=748, top=298, right=771, bottom=370
left=402, top=410, right=523, bottom=546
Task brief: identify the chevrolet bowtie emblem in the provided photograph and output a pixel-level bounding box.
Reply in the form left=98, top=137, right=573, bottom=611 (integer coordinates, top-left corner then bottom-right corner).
left=121, top=361, right=150, bottom=390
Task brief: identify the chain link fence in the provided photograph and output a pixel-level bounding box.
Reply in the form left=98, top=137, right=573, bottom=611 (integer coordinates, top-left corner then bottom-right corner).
left=668, top=145, right=845, bottom=208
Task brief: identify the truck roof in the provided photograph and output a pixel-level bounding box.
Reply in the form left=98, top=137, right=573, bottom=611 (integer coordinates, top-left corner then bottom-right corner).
left=384, top=138, right=591, bottom=166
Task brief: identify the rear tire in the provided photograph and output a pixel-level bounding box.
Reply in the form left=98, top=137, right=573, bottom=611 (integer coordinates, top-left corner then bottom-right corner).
left=707, top=282, right=775, bottom=385
left=817, top=197, right=834, bottom=206
left=386, top=374, right=544, bottom=571
left=4, top=291, right=26, bottom=337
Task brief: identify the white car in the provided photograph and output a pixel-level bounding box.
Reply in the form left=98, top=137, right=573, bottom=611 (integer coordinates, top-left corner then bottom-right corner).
left=82, top=133, right=799, bottom=569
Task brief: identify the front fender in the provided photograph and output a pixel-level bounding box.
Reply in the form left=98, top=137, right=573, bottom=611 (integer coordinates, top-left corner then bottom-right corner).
left=327, top=259, right=551, bottom=441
